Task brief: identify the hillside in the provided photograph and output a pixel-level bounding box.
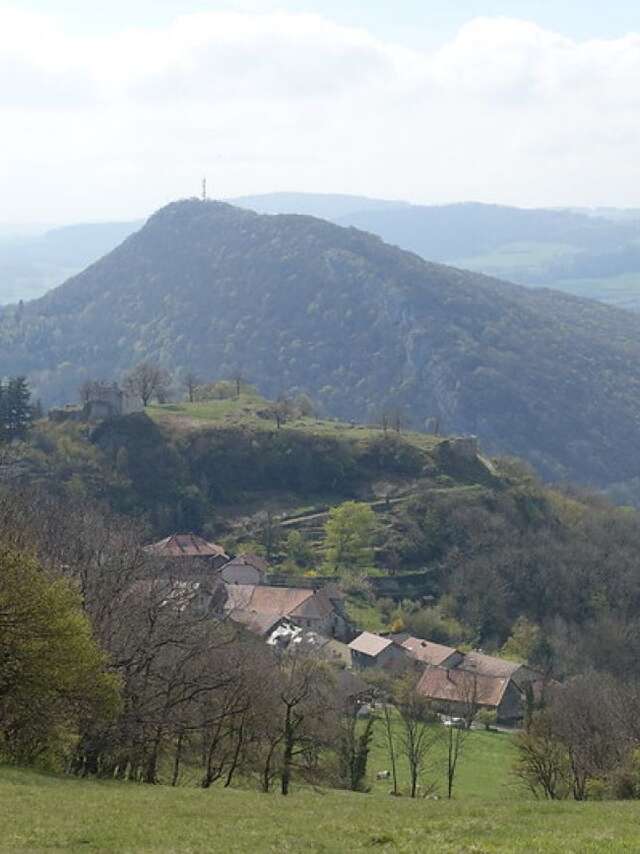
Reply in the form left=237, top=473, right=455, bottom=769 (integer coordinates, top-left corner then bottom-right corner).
left=1, top=766, right=638, bottom=853
left=4, top=199, right=640, bottom=488
left=11, top=393, right=640, bottom=671
left=14, top=394, right=489, bottom=541
left=238, top=193, right=640, bottom=312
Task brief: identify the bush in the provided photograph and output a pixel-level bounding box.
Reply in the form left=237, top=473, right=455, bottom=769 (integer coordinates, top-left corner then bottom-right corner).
left=476, top=709, right=497, bottom=731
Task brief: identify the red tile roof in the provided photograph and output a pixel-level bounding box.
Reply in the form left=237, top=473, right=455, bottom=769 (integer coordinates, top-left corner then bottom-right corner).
left=458, top=651, right=523, bottom=679
left=417, top=666, right=511, bottom=709
left=401, top=636, right=458, bottom=666
left=144, top=533, right=229, bottom=559
left=224, top=584, right=333, bottom=625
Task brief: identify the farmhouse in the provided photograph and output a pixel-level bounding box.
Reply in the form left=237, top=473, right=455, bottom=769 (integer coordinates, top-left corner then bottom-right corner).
left=219, top=553, right=268, bottom=585
left=458, top=650, right=541, bottom=690
left=224, top=584, right=351, bottom=640
left=265, top=619, right=352, bottom=665
left=417, top=665, right=525, bottom=725
left=348, top=632, right=407, bottom=672
left=144, top=533, right=229, bottom=571
left=400, top=636, right=463, bottom=669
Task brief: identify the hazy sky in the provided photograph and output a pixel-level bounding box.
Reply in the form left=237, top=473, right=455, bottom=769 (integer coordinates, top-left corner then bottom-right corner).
left=3, top=1, right=640, bottom=222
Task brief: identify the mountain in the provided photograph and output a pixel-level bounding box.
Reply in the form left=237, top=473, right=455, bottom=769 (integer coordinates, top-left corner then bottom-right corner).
left=237, top=194, right=640, bottom=312
left=3, top=198, right=640, bottom=489
left=0, top=220, right=142, bottom=304
left=5, top=196, right=640, bottom=311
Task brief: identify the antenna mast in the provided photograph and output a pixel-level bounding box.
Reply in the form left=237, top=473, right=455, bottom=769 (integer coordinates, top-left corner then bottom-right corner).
left=201, top=177, right=207, bottom=202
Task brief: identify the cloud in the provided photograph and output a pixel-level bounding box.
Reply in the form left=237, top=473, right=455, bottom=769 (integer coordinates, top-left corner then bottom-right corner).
left=1, top=7, right=640, bottom=220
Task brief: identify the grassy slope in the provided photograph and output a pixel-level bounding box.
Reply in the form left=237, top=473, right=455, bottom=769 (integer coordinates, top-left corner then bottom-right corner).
left=366, top=724, right=518, bottom=800
left=1, top=765, right=638, bottom=853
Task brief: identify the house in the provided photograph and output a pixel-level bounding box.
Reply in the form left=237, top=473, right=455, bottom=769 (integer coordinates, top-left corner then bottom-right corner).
left=348, top=632, right=407, bottom=672
left=48, top=381, right=142, bottom=423
left=128, top=576, right=228, bottom=620
left=416, top=665, right=525, bottom=725
left=224, top=584, right=351, bottom=640
left=84, top=382, right=141, bottom=420
left=144, top=533, right=230, bottom=572
left=219, top=553, right=268, bottom=585
left=264, top=619, right=352, bottom=666
left=457, top=650, right=541, bottom=690
left=400, top=636, right=463, bottom=669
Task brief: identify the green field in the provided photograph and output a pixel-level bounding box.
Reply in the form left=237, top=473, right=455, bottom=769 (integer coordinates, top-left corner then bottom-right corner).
left=2, top=765, right=639, bottom=853
left=147, top=395, right=441, bottom=452
left=366, top=724, right=518, bottom=800
left=453, top=241, right=578, bottom=273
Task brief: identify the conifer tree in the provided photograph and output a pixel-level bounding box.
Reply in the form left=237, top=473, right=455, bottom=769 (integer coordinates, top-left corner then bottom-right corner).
left=0, top=376, right=32, bottom=442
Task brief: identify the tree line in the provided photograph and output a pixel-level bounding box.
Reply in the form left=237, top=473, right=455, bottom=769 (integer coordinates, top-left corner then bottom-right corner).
left=0, top=491, right=374, bottom=794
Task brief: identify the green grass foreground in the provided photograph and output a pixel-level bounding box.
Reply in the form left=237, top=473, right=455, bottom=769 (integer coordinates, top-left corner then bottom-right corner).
left=2, top=766, right=640, bottom=853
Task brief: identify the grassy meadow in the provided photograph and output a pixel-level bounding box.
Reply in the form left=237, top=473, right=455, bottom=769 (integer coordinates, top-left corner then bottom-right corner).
left=147, top=395, right=441, bottom=452
left=2, top=764, right=639, bottom=853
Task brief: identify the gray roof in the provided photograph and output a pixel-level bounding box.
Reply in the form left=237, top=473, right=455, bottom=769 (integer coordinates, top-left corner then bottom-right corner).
left=348, top=631, right=393, bottom=658
left=401, top=636, right=458, bottom=666
left=458, top=651, right=523, bottom=679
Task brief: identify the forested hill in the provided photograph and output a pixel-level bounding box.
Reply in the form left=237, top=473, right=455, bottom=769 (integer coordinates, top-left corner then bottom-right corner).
left=3, top=198, right=640, bottom=488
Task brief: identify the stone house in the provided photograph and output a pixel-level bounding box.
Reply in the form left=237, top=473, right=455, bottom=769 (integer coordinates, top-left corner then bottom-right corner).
left=400, top=636, right=463, bottom=669
left=144, top=533, right=230, bottom=573
left=224, top=584, right=351, bottom=640
left=219, top=554, right=268, bottom=585
left=416, top=665, right=525, bottom=724
left=348, top=632, right=408, bottom=672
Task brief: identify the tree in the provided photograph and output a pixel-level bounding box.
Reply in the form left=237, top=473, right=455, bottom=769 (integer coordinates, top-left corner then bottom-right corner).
left=183, top=372, right=200, bottom=404
left=394, top=676, right=439, bottom=798
left=337, top=697, right=375, bottom=792
left=123, top=362, right=170, bottom=407
left=323, top=501, right=378, bottom=574
left=277, top=652, right=333, bottom=795
left=446, top=723, right=466, bottom=799
left=232, top=371, right=243, bottom=400
left=0, top=546, right=121, bottom=764
left=269, top=396, right=293, bottom=430
left=513, top=711, right=570, bottom=800
left=0, top=377, right=32, bottom=443
left=284, top=530, right=314, bottom=569
left=501, top=616, right=543, bottom=663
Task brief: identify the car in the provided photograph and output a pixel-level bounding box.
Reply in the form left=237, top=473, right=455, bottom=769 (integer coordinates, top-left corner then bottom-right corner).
left=441, top=716, right=466, bottom=729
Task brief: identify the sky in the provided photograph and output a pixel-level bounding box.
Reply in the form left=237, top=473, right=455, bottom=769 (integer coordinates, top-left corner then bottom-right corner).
left=3, top=1, right=640, bottom=222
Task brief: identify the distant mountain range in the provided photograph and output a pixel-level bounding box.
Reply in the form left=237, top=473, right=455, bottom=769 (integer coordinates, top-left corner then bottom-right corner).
left=3, top=194, right=640, bottom=311
left=3, top=198, right=640, bottom=495
left=0, top=221, right=142, bottom=304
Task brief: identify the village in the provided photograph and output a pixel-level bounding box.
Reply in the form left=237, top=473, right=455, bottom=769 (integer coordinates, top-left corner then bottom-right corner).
left=145, top=532, right=544, bottom=728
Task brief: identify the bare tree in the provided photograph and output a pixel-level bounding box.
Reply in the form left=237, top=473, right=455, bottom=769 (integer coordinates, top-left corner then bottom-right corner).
left=183, top=372, right=200, bottom=404
left=123, top=362, right=170, bottom=407
left=513, top=711, right=569, bottom=800
left=395, top=676, right=439, bottom=798
left=270, top=396, right=293, bottom=430
left=277, top=651, right=334, bottom=795
left=337, top=695, right=375, bottom=792
left=232, top=371, right=243, bottom=400
left=445, top=723, right=467, bottom=799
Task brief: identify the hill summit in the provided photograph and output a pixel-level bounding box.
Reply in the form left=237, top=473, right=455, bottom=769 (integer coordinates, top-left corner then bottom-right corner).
left=3, top=197, right=640, bottom=489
